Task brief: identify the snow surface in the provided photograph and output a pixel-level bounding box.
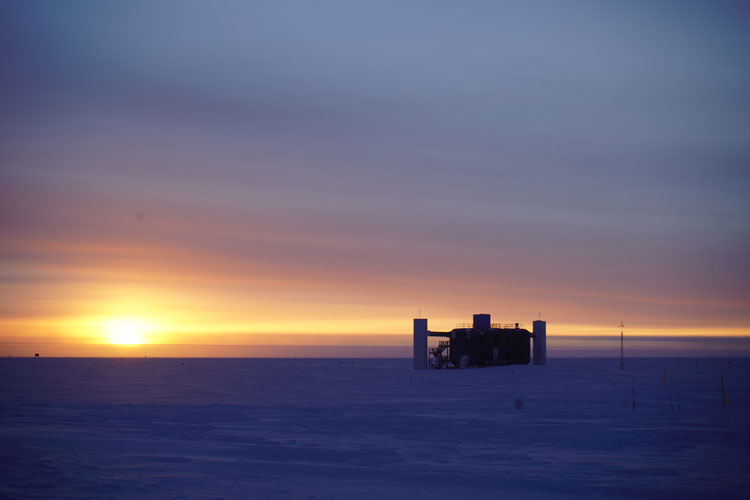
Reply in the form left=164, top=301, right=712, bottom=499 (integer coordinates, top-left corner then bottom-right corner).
left=1, top=357, right=748, bottom=499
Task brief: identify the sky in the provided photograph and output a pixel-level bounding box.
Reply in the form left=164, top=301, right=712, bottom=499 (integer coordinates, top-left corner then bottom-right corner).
left=1, top=1, right=749, bottom=356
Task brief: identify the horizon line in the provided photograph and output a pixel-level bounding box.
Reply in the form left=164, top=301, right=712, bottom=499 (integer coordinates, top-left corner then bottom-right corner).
left=3, top=335, right=750, bottom=347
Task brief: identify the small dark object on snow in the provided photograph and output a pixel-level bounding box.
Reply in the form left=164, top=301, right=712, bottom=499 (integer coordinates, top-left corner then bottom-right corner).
left=514, top=398, right=524, bottom=409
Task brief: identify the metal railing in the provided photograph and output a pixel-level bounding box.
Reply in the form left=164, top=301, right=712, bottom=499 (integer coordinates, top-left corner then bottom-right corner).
left=455, top=322, right=524, bottom=329
left=429, top=341, right=450, bottom=352
left=492, top=323, right=524, bottom=329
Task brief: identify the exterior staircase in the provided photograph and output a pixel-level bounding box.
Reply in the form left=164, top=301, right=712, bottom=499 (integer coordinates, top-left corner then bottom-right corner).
left=429, top=341, right=451, bottom=368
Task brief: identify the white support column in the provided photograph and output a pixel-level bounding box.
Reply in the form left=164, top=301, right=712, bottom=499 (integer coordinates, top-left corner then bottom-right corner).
left=413, top=318, right=428, bottom=370
left=533, top=320, right=546, bottom=365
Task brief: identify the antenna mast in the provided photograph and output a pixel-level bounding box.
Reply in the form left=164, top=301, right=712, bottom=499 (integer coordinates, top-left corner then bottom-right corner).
left=619, top=321, right=625, bottom=370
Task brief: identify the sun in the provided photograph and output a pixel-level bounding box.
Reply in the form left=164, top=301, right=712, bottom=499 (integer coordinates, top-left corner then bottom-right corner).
left=104, top=318, right=151, bottom=345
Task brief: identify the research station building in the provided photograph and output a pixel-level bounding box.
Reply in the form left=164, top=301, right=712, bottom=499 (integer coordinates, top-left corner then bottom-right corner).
left=413, top=313, right=546, bottom=369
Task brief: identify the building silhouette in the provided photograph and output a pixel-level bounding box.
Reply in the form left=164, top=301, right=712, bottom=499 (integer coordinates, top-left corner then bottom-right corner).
left=414, top=313, right=546, bottom=369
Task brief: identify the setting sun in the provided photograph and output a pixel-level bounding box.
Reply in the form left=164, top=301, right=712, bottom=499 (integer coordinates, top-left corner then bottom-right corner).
left=104, top=318, right=151, bottom=345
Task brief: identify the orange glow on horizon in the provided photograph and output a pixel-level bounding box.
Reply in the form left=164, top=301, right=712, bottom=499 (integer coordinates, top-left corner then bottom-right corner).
left=3, top=313, right=749, bottom=349
left=3, top=251, right=748, bottom=354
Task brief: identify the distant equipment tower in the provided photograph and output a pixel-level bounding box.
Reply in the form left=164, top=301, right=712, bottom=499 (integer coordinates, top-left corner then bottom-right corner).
left=619, top=321, right=625, bottom=370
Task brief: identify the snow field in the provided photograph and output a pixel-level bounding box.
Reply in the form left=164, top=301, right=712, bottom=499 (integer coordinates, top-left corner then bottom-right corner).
left=1, top=357, right=748, bottom=499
